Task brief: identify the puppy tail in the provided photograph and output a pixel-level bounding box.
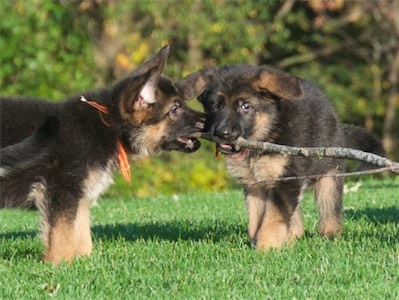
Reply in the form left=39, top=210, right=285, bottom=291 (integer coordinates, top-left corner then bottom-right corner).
left=0, top=116, right=60, bottom=172
left=342, top=123, right=386, bottom=172
left=342, top=123, right=384, bottom=156
left=34, top=116, right=60, bottom=146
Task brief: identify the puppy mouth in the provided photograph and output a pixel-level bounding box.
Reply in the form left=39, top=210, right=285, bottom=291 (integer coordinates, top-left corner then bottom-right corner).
left=177, top=136, right=201, bottom=151
left=217, top=143, right=242, bottom=155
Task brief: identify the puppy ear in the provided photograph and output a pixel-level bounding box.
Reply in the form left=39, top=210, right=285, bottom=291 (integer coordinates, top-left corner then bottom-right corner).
left=119, top=65, right=160, bottom=119
left=119, top=46, right=171, bottom=117
left=175, top=70, right=213, bottom=100
left=254, top=67, right=303, bottom=100
left=133, top=45, right=170, bottom=77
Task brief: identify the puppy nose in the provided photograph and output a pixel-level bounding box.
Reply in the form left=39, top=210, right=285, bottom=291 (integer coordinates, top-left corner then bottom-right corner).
left=214, top=126, right=239, bottom=140
left=219, top=128, right=232, bottom=139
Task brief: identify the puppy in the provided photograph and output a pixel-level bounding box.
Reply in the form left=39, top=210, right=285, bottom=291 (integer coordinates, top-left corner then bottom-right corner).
left=0, top=46, right=205, bottom=264
left=176, top=64, right=383, bottom=250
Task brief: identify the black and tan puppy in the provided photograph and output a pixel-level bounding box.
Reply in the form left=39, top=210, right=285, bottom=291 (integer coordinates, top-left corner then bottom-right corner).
left=176, top=65, right=383, bottom=250
left=0, top=46, right=205, bottom=264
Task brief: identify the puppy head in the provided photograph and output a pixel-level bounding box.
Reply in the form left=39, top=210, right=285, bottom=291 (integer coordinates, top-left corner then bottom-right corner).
left=176, top=65, right=303, bottom=155
left=113, top=46, right=205, bottom=156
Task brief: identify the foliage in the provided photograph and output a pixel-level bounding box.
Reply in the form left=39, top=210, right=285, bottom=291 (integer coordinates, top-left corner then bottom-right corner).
left=0, top=179, right=398, bottom=298
left=106, top=143, right=233, bottom=199
left=0, top=0, right=97, bottom=100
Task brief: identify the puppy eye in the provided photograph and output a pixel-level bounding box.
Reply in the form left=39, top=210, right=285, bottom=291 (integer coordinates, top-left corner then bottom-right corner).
left=169, top=104, right=181, bottom=116
left=210, top=95, right=224, bottom=111
left=211, top=103, right=220, bottom=111
left=240, top=102, right=252, bottom=112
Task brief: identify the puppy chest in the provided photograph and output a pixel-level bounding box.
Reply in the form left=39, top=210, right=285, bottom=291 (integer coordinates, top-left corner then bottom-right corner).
left=82, top=163, right=114, bottom=204
left=226, top=154, right=287, bottom=185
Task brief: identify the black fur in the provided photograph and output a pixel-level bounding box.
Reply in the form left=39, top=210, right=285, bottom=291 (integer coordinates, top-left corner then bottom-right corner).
left=1, top=116, right=59, bottom=173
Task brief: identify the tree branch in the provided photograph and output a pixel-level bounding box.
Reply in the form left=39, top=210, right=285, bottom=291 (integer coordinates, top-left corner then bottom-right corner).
left=194, top=133, right=399, bottom=175
left=275, top=44, right=343, bottom=69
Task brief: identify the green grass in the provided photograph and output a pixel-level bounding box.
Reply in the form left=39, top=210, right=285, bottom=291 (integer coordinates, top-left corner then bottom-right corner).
left=1, top=178, right=398, bottom=299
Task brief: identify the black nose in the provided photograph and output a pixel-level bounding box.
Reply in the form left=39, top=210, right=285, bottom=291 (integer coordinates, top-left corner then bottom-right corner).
left=213, top=125, right=240, bottom=141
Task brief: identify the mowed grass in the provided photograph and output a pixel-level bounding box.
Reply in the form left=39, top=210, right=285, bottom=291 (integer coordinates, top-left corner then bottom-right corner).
left=1, top=178, right=398, bottom=299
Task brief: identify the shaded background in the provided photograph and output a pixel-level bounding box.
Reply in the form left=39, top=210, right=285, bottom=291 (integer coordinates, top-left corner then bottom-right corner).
left=1, top=0, right=398, bottom=198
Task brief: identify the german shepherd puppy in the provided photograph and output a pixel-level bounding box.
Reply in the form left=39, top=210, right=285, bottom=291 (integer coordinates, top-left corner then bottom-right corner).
left=0, top=46, right=205, bottom=264
left=176, top=65, right=383, bottom=250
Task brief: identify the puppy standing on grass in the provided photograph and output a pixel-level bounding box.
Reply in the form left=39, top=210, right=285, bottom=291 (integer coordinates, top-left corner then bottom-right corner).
left=176, top=65, right=384, bottom=250
left=0, top=46, right=205, bottom=264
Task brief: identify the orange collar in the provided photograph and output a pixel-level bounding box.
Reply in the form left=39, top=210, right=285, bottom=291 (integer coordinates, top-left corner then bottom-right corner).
left=81, top=96, right=131, bottom=184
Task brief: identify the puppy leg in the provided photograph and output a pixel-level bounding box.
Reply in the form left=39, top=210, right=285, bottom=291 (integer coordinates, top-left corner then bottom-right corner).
left=42, top=200, right=92, bottom=265
left=288, top=185, right=307, bottom=241
left=44, top=215, right=77, bottom=265
left=244, top=186, right=266, bottom=245
left=74, top=200, right=92, bottom=256
left=288, top=207, right=304, bottom=242
left=255, top=193, right=290, bottom=250
left=314, top=175, right=343, bottom=239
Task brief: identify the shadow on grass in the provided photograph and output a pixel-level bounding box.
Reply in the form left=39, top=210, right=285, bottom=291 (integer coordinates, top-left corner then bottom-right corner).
left=92, top=219, right=246, bottom=243
left=0, top=220, right=246, bottom=261
left=0, top=230, right=37, bottom=239
left=345, top=206, right=399, bottom=224
left=343, top=206, right=399, bottom=246
left=0, top=231, right=40, bottom=261
left=2, top=206, right=397, bottom=261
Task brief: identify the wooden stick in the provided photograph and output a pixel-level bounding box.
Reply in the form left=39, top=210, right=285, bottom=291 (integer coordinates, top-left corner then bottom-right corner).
left=193, top=133, right=399, bottom=174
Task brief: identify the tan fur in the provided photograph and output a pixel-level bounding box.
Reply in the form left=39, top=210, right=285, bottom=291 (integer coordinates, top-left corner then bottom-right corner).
left=132, top=122, right=167, bottom=157
left=43, top=200, right=92, bottom=265
left=28, top=180, right=50, bottom=250
left=31, top=166, right=112, bottom=265
left=132, top=109, right=153, bottom=124
left=44, top=216, right=76, bottom=265
left=314, top=175, right=343, bottom=238
left=226, top=154, right=288, bottom=186
left=245, top=186, right=266, bottom=243
left=255, top=197, right=290, bottom=250
left=251, top=113, right=272, bottom=141
left=252, top=155, right=288, bottom=183
left=254, top=73, right=282, bottom=97
left=254, top=71, right=302, bottom=100
left=120, top=107, right=153, bottom=125
left=74, top=200, right=92, bottom=256
left=288, top=208, right=304, bottom=241
left=229, top=153, right=289, bottom=250
left=82, top=162, right=114, bottom=204
left=0, top=167, right=9, bottom=177
left=193, top=77, right=208, bottom=97
left=288, top=184, right=307, bottom=241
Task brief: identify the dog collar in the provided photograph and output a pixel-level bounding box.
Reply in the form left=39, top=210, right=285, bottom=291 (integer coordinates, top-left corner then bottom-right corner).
left=81, top=96, right=131, bottom=184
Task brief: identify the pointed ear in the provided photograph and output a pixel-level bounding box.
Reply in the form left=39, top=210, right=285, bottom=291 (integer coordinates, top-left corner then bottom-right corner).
left=254, top=67, right=303, bottom=100
left=121, top=45, right=170, bottom=113
left=133, top=45, right=170, bottom=77
left=120, top=65, right=160, bottom=118
left=175, top=70, right=213, bottom=100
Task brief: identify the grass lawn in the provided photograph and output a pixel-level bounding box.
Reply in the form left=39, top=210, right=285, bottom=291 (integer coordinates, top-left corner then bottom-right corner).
left=1, top=178, right=398, bottom=299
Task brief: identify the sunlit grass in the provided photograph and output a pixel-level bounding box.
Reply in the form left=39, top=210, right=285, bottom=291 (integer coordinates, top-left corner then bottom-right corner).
left=1, top=178, right=398, bottom=299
